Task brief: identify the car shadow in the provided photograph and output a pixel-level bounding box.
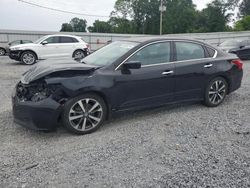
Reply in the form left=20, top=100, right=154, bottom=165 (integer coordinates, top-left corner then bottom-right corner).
left=9, top=101, right=200, bottom=139
left=100, top=93, right=239, bottom=132
left=10, top=93, right=237, bottom=138
left=102, top=102, right=201, bottom=129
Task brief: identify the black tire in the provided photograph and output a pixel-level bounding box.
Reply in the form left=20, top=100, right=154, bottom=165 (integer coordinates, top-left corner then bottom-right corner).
left=21, top=51, right=37, bottom=65
left=73, top=50, right=85, bottom=59
left=0, top=48, right=6, bottom=56
left=62, top=93, right=107, bottom=135
left=204, top=77, right=228, bottom=107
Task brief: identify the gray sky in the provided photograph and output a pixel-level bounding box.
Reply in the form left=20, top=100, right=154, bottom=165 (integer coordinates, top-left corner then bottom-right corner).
left=0, top=0, right=212, bottom=31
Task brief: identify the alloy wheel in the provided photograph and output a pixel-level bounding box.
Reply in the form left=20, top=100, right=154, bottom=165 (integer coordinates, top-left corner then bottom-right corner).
left=0, top=49, right=5, bottom=56
left=208, top=80, right=227, bottom=105
left=22, top=53, right=35, bottom=65
left=74, top=51, right=85, bottom=59
left=69, top=98, right=103, bottom=131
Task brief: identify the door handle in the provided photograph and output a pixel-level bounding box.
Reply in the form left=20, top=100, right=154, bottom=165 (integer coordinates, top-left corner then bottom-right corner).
left=162, top=70, right=174, bottom=75
left=204, top=63, right=213, bottom=68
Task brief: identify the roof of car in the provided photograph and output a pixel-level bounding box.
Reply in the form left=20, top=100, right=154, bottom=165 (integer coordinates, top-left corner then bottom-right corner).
left=122, top=36, right=206, bottom=44
left=46, top=34, right=80, bottom=38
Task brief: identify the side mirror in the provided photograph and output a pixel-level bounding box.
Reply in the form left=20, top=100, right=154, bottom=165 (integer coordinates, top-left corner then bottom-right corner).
left=240, top=45, right=245, bottom=49
left=41, top=41, right=48, bottom=45
left=123, top=61, right=141, bottom=70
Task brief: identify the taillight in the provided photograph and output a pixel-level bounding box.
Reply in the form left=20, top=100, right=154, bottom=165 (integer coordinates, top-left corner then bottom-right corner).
left=231, top=59, right=243, bottom=70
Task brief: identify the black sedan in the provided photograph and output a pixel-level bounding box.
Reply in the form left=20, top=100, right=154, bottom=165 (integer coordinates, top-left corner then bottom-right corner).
left=218, top=39, right=250, bottom=60
left=12, top=37, right=243, bottom=134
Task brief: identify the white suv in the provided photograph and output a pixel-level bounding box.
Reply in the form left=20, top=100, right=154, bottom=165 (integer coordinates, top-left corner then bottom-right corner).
left=9, top=34, right=90, bottom=65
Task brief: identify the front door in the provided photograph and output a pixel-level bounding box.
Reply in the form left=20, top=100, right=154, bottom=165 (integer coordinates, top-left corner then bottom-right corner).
left=38, top=36, right=61, bottom=59
left=113, top=41, right=176, bottom=110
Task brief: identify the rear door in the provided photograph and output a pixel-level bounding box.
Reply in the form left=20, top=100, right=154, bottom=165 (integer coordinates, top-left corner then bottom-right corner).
left=174, top=41, right=217, bottom=101
left=59, top=36, right=79, bottom=57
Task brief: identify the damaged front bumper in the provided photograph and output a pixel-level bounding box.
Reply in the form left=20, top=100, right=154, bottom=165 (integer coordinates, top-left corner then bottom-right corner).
left=9, top=50, right=22, bottom=61
left=12, top=82, right=64, bottom=131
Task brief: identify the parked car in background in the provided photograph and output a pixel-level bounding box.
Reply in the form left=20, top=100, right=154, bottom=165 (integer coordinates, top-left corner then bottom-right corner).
left=218, top=39, right=250, bottom=60
left=9, top=34, right=90, bottom=65
left=0, top=42, right=8, bottom=56
left=12, top=37, right=243, bottom=135
left=6, top=40, right=33, bottom=54
left=0, top=40, right=33, bottom=56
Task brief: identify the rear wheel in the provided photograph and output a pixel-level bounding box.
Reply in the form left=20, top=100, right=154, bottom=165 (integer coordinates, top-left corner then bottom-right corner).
left=0, top=48, right=6, bottom=56
left=204, top=77, right=228, bottom=107
left=21, top=51, right=37, bottom=65
left=73, top=50, right=85, bottom=59
left=62, top=94, right=107, bottom=135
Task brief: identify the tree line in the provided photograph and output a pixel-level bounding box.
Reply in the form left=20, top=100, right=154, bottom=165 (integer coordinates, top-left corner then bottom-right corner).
left=60, top=0, right=250, bottom=34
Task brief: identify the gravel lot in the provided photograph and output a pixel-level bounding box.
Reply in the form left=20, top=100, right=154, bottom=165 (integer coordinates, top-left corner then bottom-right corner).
left=0, top=56, right=250, bottom=187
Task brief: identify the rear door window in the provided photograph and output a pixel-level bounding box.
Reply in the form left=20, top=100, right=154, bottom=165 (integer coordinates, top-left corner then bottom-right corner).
left=175, top=42, right=205, bottom=61
left=206, top=47, right=216, bottom=57
left=22, top=40, right=32, bottom=44
left=60, top=37, right=78, bottom=43
left=10, top=40, right=21, bottom=46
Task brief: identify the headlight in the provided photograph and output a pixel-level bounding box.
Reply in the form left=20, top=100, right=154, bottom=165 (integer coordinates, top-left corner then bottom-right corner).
left=16, top=81, right=51, bottom=102
left=16, top=81, right=66, bottom=103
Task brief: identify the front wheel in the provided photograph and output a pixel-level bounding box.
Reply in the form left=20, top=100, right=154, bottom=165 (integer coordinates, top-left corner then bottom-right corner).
left=21, top=51, right=37, bottom=65
left=204, top=77, right=228, bottom=107
left=62, top=94, right=107, bottom=135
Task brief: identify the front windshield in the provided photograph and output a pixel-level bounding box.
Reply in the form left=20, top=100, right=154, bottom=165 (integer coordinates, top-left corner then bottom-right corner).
left=82, top=41, right=138, bottom=66
left=34, top=36, right=48, bottom=44
left=220, top=39, right=241, bottom=47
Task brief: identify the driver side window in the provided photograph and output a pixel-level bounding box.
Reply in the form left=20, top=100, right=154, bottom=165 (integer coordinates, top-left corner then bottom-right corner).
left=129, top=42, right=171, bottom=66
left=44, top=37, right=60, bottom=44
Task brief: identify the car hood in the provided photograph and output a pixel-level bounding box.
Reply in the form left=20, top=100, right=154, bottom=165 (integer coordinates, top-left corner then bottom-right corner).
left=10, top=43, right=39, bottom=49
left=21, top=59, right=98, bottom=84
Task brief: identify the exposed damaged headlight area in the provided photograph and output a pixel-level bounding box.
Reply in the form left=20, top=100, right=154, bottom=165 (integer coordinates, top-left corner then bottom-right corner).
left=16, top=81, right=67, bottom=103
left=16, top=81, right=51, bottom=102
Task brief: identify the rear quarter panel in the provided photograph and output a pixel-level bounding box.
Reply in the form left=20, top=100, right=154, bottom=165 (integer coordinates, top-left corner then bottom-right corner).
left=206, top=57, right=243, bottom=94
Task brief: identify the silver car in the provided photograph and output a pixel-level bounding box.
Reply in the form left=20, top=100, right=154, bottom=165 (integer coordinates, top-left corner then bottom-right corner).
left=0, top=40, right=33, bottom=56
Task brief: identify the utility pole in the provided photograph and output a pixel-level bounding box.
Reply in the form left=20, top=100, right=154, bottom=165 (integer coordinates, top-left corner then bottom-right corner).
left=159, top=0, right=166, bottom=35
left=160, top=0, right=163, bottom=35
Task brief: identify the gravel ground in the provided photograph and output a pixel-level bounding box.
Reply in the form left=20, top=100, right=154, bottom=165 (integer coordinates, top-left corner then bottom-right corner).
left=0, top=56, right=250, bottom=188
